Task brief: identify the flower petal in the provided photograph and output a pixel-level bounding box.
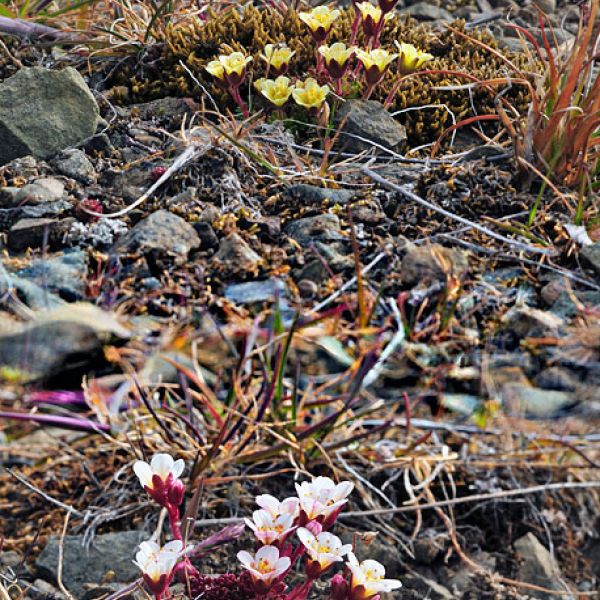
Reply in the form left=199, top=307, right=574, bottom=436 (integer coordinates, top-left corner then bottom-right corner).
left=133, top=461, right=153, bottom=488
left=151, top=453, right=174, bottom=479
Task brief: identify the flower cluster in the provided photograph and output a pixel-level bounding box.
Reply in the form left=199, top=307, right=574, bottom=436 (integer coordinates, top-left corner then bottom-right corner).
left=238, top=476, right=402, bottom=600
left=129, top=455, right=401, bottom=600
left=202, top=1, right=433, bottom=121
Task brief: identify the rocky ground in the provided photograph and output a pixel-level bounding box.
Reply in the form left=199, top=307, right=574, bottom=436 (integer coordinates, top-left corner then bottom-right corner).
left=0, top=0, right=599, bottom=598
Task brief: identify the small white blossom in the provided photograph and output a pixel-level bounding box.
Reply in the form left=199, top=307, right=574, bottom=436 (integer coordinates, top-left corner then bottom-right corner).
left=237, top=545, right=290, bottom=587
left=133, top=453, right=185, bottom=490
left=245, top=509, right=296, bottom=545
left=346, top=552, right=402, bottom=597
left=297, top=528, right=352, bottom=571
left=295, top=476, right=353, bottom=521
left=256, top=494, right=300, bottom=519
left=133, top=540, right=189, bottom=585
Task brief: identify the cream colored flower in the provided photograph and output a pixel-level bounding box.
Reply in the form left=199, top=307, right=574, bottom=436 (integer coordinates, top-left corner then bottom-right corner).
left=254, top=76, right=294, bottom=107
left=133, top=453, right=185, bottom=491
left=318, top=42, right=356, bottom=79
left=292, top=78, right=330, bottom=110
left=237, top=545, right=290, bottom=594
left=295, top=476, right=353, bottom=521
left=355, top=47, right=398, bottom=85
left=206, top=51, right=252, bottom=87
left=347, top=552, right=402, bottom=598
left=205, top=60, right=225, bottom=81
left=299, top=6, right=341, bottom=42
left=261, top=44, right=295, bottom=76
left=395, top=42, right=434, bottom=74
left=297, top=528, right=352, bottom=576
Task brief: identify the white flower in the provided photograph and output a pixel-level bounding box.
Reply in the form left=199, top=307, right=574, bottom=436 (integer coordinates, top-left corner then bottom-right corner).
left=346, top=552, right=402, bottom=597
left=297, top=528, right=352, bottom=570
left=133, top=540, right=189, bottom=584
left=237, top=545, right=290, bottom=587
left=295, top=476, right=354, bottom=521
left=256, top=494, right=300, bottom=519
left=245, top=509, right=296, bottom=545
left=133, top=453, right=185, bottom=490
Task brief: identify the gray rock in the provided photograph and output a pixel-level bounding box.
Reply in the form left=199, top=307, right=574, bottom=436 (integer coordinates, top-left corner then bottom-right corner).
left=36, top=531, right=145, bottom=597
left=15, top=178, right=65, bottom=205
left=225, top=279, right=287, bottom=305
left=514, top=533, right=566, bottom=599
left=501, top=384, right=576, bottom=418
left=532, top=0, right=556, bottom=13
left=0, top=67, right=99, bottom=165
left=0, top=186, right=21, bottom=208
left=298, top=242, right=353, bottom=283
left=212, top=233, right=262, bottom=272
left=534, top=367, right=578, bottom=392
left=0, top=262, right=65, bottom=310
left=580, top=242, right=600, bottom=280
left=401, top=244, right=468, bottom=287
left=112, top=209, right=200, bottom=259
left=193, top=221, right=219, bottom=250
left=413, top=529, right=448, bottom=565
left=550, top=290, right=600, bottom=319
left=334, top=100, right=407, bottom=154
left=284, top=184, right=357, bottom=206
left=0, top=199, right=71, bottom=231
left=16, top=250, right=87, bottom=299
left=401, top=2, right=453, bottom=20
left=52, top=148, right=97, bottom=184
left=0, top=321, right=102, bottom=382
left=502, top=305, right=563, bottom=338
left=7, top=217, right=60, bottom=251
left=284, top=213, right=343, bottom=245
left=402, top=573, right=453, bottom=599
left=29, top=578, right=66, bottom=600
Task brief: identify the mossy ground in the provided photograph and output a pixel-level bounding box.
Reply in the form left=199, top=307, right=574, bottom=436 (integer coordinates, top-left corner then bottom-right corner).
left=109, top=5, right=535, bottom=147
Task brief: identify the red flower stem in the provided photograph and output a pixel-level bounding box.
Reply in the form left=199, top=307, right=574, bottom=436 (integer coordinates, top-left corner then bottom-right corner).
left=229, top=86, right=250, bottom=118
left=285, top=578, right=316, bottom=600
left=335, top=78, right=343, bottom=96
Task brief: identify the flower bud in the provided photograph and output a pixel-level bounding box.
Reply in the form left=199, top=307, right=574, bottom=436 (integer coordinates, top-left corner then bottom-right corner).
left=168, top=479, right=185, bottom=506
left=330, top=574, right=349, bottom=600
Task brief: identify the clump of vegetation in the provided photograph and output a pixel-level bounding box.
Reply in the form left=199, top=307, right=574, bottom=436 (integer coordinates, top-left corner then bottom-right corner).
left=109, top=3, right=534, bottom=146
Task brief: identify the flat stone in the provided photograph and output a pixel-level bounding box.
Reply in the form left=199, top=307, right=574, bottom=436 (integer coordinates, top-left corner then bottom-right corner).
left=334, top=100, right=407, bottom=154
left=401, top=2, right=453, bottom=20
left=284, top=213, right=344, bottom=245
left=7, top=217, right=60, bottom=251
left=502, top=305, right=564, bottom=338
left=36, top=531, right=145, bottom=597
left=501, top=384, right=576, bottom=418
left=580, top=242, right=600, bottom=280
left=0, top=199, right=71, bottom=231
left=212, top=233, right=262, bottom=272
left=112, top=209, right=200, bottom=258
left=15, top=177, right=65, bottom=205
left=225, top=279, right=287, bottom=305
left=16, top=250, right=87, bottom=300
left=51, top=148, right=97, bottom=184
left=401, top=244, right=469, bottom=287
left=0, top=67, right=99, bottom=164
left=514, top=533, right=565, bottom=599
left=0, top=321, right=102, bottom=382
left=284, top=184, right=357, bottom=206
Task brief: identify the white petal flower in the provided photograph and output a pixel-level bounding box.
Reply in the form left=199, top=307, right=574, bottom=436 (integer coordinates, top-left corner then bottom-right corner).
left=346, top=552, right=402, bottom=596
left=256, top=494, right=300, bottom=519
left=245, top=509, right=296, bottom=545
left=237, top=545, right=290, bottom=586
left=295, top=477, right=354, bottom=521
left=133, top=539, right=189, bottom=584
left=297, top=528, right=352, bottom=570
left=133, top=453, right=185, bottom=490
